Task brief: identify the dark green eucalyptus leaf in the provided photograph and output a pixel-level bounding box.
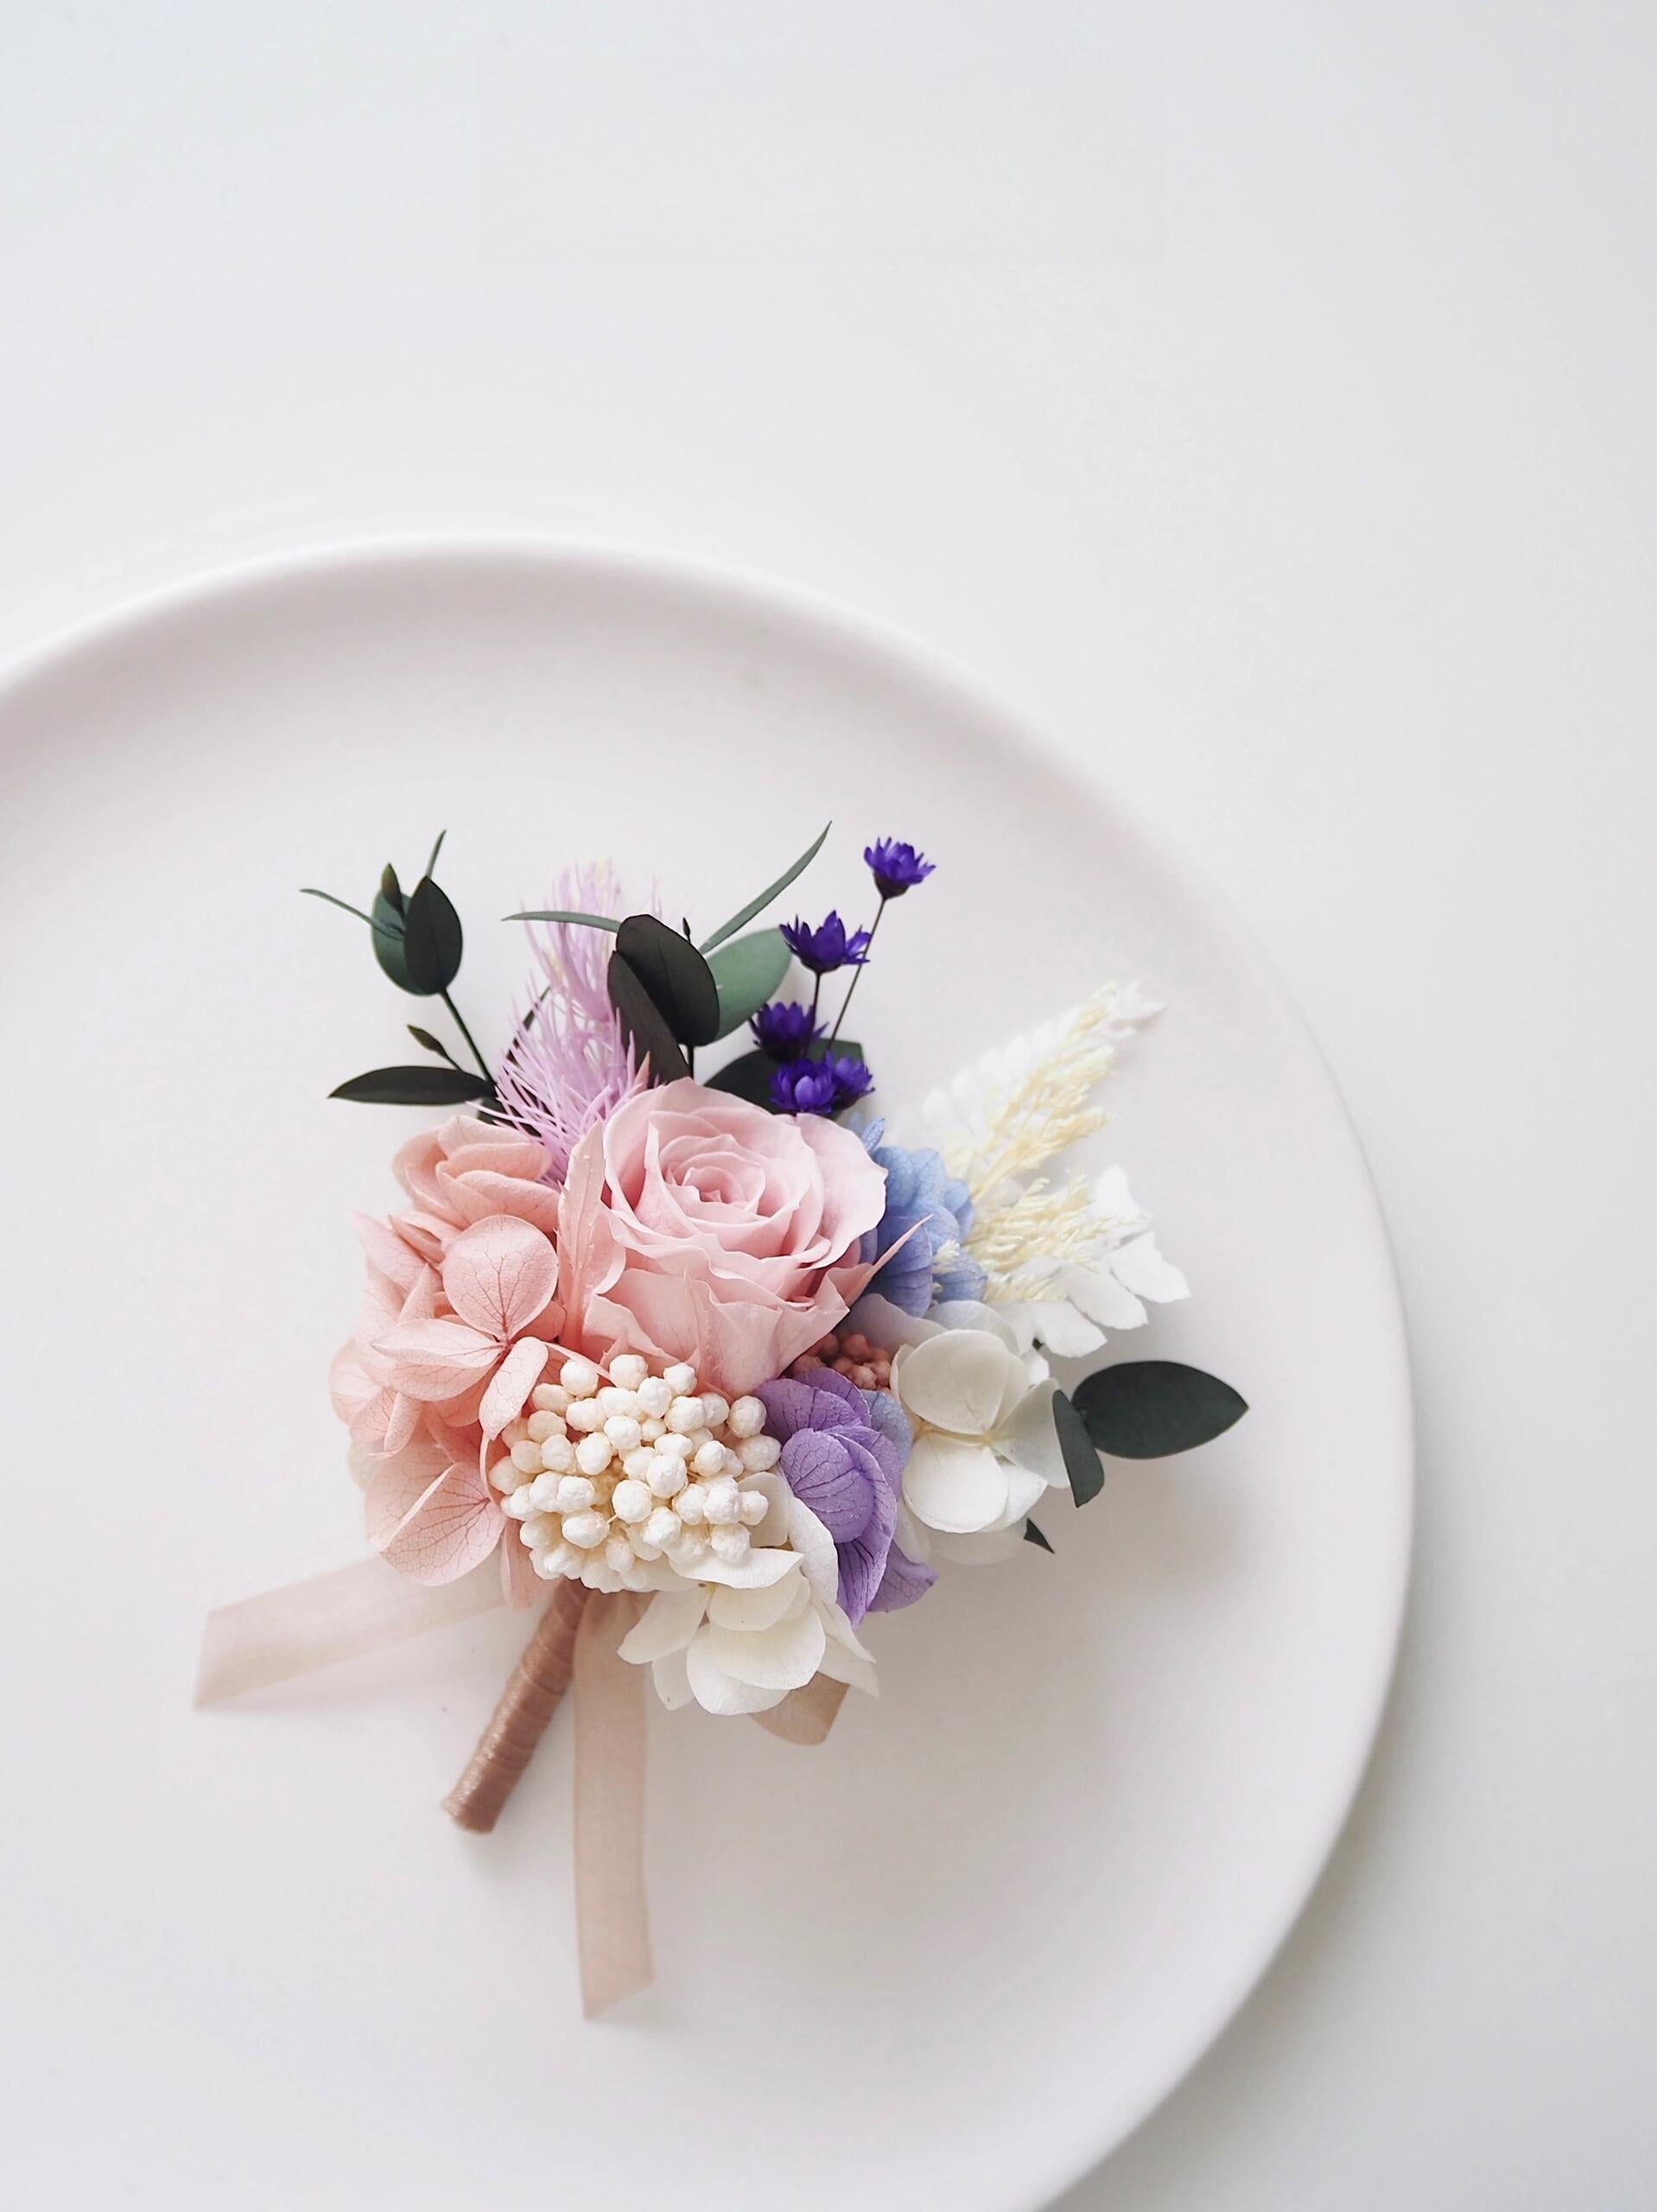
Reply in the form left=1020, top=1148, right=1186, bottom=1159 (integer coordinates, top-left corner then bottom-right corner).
left=1051, top=1388, right=1105, bottom=1506
left=607, top=951, right=691, bottom=1083
left=699, top=821, right=831, bottom=952
left=379, top=863, right=405, bottom=914
left=505, top=908, right=622, bottom=931
left=706, top=1049, right=780, bottom=1109
left=407, top=1025, right=456, bottom=1064
left=1023, top=1518, right=1054, bottom=1553
left=425, top=830, right=446, bottom=877
left=616, top=913, right=721, bottom=1046
left=330, top=1065, right=492, bottom=1105
left=371, top=888, right=413, bottom=988
left=708, top=928, right=792, bottom=1039
left=1071, top=1361, right=1249, bottom=1460
left=805, top=1035, right=863, bottom=1065
left=400, top=874, right=464, bottom=995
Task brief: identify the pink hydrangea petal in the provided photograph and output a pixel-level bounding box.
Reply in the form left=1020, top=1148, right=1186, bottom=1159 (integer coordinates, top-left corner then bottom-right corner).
left=368, top=1452, right=504, bottom=1584
left=479, top=1334, right=551, bottom=1439
left=441, top=1215, right=560, bottom=1339
left=374, top=1316, right=500, bottom=1400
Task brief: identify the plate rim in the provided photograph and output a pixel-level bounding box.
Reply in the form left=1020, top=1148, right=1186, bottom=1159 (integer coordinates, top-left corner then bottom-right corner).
left=0, top=531, right=1414, bottom=2202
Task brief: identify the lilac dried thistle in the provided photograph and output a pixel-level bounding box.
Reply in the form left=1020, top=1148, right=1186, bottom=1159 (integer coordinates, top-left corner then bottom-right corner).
left=495, top=863, right=647, bottom=1185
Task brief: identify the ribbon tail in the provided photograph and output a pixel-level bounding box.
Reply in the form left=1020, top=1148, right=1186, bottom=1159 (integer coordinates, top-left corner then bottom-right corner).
left=572, top=1592, right=653, bottom=2018
left=751, top=1673, right=848, bottom=1746
left=194, top=1554, right=505, bottom=1706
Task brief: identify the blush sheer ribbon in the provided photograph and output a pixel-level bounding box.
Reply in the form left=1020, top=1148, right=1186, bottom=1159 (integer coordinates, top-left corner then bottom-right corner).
left=195, top=1555, right=838, bottom=2014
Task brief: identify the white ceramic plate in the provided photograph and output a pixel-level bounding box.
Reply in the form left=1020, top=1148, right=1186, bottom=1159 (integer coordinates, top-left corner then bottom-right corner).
left=0, top=543, right=1409, bottom=2211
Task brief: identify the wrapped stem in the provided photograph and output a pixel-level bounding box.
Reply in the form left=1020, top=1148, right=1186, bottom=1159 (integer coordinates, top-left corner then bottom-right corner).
left=443, top=1578, right=591, bottom=1832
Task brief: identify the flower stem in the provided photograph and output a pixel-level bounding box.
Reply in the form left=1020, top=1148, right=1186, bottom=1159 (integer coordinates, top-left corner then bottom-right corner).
left=442, top=991, right=493, bottom=1085
left=829, top=898, right=886, bottom=1042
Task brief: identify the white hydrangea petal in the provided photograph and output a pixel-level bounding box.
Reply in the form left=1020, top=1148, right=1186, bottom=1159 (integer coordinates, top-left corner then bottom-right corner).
left=893, top=1503, right=931, bottom=1562
left=902, top=1434, right=1010, bottom=1534
left=651, top=1648, right=695, bottom=1709
left=896, top=1330, right=1027, bottom=1438
left=685, top=1632, right=792, bottom=1713
left=783, top=1496, right=841, bottom=1607
left=692, top=1544, right=804, bottom=1591
left=619, top=1587, right=708, bottom=1663
left=1068, top=1266, right=1149, bottom=1330
left=985, top=1462, right=1051, bottom=1527
left=1091, top=1164, right=1145, bottom=1228
left=698, top=1605, right=826, bottom=1693
left=817, top=1641, right=879, bottom=1695
left=928, top=1300, right=1020, bottom=1350
left=996, top=1380, right=1072, bottom=1493
left=1109, top=1233, right=1190, bottom=1304
left=708, top=1575, right=809, bottom=1632
left=746, top=1471, right=791, bottom=1549
left=1022, top=1300, right=1105, bottom=1357
left=845, top=1292, right=939, bottom=1351
left=821, top=1599, right=875, bottom=1663
left=994, top=1302, right=1041, bottom=1354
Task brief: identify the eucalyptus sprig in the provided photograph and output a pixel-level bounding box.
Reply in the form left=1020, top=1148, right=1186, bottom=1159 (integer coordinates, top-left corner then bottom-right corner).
left=302, top=833, right=497, bottom=1106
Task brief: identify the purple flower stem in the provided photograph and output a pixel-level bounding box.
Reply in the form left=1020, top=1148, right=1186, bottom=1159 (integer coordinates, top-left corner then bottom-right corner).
left=828, top=896, right=886, bottom=1043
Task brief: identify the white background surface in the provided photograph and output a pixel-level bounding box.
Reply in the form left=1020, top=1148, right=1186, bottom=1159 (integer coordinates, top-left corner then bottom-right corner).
left=0, top=5, right=1651, bottom=2207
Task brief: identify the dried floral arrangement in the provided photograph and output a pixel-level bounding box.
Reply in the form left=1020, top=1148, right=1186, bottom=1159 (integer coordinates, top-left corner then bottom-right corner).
left=197, top=826, right=1247, bottom=2012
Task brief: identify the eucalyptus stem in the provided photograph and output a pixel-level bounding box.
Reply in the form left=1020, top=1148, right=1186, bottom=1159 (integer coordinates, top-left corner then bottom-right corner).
left=828, top=899, right=886, bottom=1043
left=442, top=991, right=493, bottom=1085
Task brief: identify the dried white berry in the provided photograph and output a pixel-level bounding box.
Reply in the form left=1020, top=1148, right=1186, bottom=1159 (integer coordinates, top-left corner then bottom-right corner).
left=692, top=1439, right=727, bottom=1478
left=528, top=1471, right=563, bottom=1512
left=663, top=1363, right=698, bottom=1396
left=636, top=1376, right=674, bottom=1419
left=488, top=1459, right=519, bottom=1494
left=560, top=1357, right=601, bottom=1398
left=709, top=1525, right=749, bottom=1563
left=532, top=1382, right=570, bottom=1416
left=575, top=1432, right=613, bottom=1477
left=699, top=1392, right=731, bottom=1431
left=727, top=1395, right=765, bottom=1439
left=597, top=1386, right=639, bottom=1420
left=610, top=1478, right=651, bottom=1525
left=674, top=1484, right=708, bottom=1525
left=665, top=1395, right=705, bottom=1434
left=562, top=1510, right=608, bottom=1550
left=648, top=1455, right=687, bottom=1499
left=605, top=1414, right=643, bottom=1454
left=500, top=1488, right=536, bottom=1521
left=642, top=1507, right=681, bottom=1550
left=538, top=1434, right=574, bottom=1474
left=738, top=1435, right=781, bottom=1472
left=555, top=1475, right=596, bottom=1514
left=608, top=1353, right=649, bottom=1392
left=565, top=1398, right=606, bottom=1433
left=703, top=1477, right=741, bottom=1526
left=656, top=1431, right=693, bottom=1461
left=737, top=1487, right=770, bottom=1526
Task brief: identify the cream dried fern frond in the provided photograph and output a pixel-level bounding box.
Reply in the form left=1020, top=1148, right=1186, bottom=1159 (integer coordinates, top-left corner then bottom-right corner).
left=967, top=1172, right=1105, bottom=1305
left=939, top=991, right=1121, bottom=1201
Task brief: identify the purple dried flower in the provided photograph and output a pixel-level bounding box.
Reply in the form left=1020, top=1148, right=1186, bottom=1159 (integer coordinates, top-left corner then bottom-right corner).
left=495, top=863, right=646, bottom=1183
left=770, top=1053, right=873, bottom=1116
left=749, top=999, right=823, bottom=1062
left=779, top=911, right=872, bottom=975
left=863, top=838, right=935, bottom=898
left=757, top=1369, right=933, bottom=1623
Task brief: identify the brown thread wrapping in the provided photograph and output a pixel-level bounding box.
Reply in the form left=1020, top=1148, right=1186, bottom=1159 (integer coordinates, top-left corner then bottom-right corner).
left=442, top=1579, right=592, bottom=1832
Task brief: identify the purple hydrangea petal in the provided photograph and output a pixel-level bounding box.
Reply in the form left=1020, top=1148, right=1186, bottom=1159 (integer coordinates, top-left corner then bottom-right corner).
left=836, top=1470, right=899, bottom=1624
left=867, top=1543, right=937, bottom=1614
left=780, top=1430, right=874, bottom=1544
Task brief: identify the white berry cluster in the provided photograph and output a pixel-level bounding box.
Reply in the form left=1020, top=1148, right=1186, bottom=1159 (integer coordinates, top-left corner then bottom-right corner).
left=491, top=1352, right=784, bottom=1595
